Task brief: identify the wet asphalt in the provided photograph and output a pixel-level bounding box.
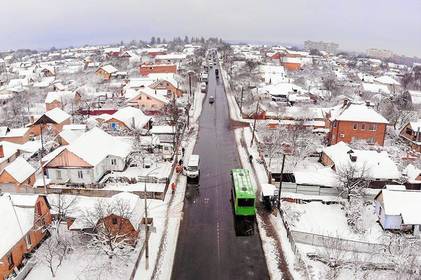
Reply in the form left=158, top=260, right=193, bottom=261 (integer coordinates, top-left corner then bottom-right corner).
left=171, top=64, right=270, bottom=280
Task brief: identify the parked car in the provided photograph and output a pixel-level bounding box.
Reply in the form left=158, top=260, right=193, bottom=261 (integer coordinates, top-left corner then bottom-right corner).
left=201, top=83, right=207, bottom=93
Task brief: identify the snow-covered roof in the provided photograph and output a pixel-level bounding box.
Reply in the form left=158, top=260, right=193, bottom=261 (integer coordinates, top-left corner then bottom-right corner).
left=150, top=125, right=176, bottom=134
left=374, top=75, right=400, bottom=86
left=155, top=53, right=187, bottom=60
left=58, top=129, right=84, bottom=144
left=0, top=141, right=20, bottom=165
left=408, top=119, right=421, bottom=132
left=2, top=156, right=35, bottom=183
left=294, top=166, right=338, bottom=187
left=408, top=90, right=421, bottom=105
left=329, top=103, right=388, bottom=124
left=0, top=194, right=40, bottom=258
left=67, top=192, right=143, bottom=230
left=404, top=164, right=421, bottom=184
left=65, top=127, right=131, bottom=166
left=378, top=189, right=421, bottom=225
left=99, top=64, right=118, bottom=74
left=2, top=127, right=29, bottom=138
left=43, top=107, right=71, bottom=124
left=45, top=91, right=75, bottom=104
left=362, top=82, right=390, bottom=94
left=111, top=107, right=151, bottom=130
left=323, top=142, right=400, bottom=180
left=259, top=82, right=303, bottom=97
left=134, top=87, right=169, bottom=104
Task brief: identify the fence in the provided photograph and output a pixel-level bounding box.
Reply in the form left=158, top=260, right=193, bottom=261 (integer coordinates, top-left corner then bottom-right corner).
left=291, top=230, right=385, bottom=254
left=280, top=182, right=340, bottom=197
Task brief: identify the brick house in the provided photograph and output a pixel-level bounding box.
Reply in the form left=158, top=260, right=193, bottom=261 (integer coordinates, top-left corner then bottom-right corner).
left=45, top=91, right=81, bottom=111
left=0, top=157, right=36, bottom=193
left=0, top=194, right=51, bottom=279
left=96, top=65, right=118, bottom=80
left=139, top=64, right=177, bottom=76
left=149, top=78, right=182, bottom=98
left=399, top=120, right=421, bottom=152
left=30, top=108, right=71, bottom=137
left=0, top=142, right=20, bottom=172
left=127, top=87, right=169, bottom=112
left=326, top=101, right=389, bottom=146
left=67, top=192, right=143, bottom=244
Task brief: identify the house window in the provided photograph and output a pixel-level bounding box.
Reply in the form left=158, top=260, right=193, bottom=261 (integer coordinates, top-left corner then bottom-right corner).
left=112, top=217, right=118, bottom=224
left=333, top=121, right=337, bottom=128
left=111, top=159, right=117, bottom=165
left=353, top=123, right=358, bottom=130
left=77, top=170, right=83, bottom=179
left=339, top=133, right=345, bottom=138
left=25, top=234, right=32, bottom=248
left=56, top=170, right=62, bottom=179
left=7, top=253, right=14, bottom=269
left=111, top=123, right=117, bottom=130
left=369, top=124, right=377, bottom=131
left=146, top=96, right=151, bottom=100
left=361, top=123, right=366, bottom=130
left=367, top=137, right=376, bottom=144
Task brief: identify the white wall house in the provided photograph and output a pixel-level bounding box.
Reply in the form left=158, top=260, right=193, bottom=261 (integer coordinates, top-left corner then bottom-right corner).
left=374, top=186, right=421, bottom=236
left=44, top=127, right=131, bottom=185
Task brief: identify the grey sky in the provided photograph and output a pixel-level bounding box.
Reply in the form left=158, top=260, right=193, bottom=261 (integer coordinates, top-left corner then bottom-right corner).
left=1, top=0, right=420, bottom=56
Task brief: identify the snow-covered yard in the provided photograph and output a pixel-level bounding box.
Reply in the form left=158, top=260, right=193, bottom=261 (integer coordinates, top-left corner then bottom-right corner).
left=282, top=201, right=384, bottom=243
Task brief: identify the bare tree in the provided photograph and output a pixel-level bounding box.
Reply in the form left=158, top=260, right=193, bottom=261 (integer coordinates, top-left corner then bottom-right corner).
left=81, top=198, right=136, bottom=259
left=336, top=162, right=369, bottom=202
left=49, top=194, right=79, bottom=226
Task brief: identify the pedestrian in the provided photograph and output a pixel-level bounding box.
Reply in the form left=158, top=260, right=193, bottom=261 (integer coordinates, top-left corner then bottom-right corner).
left=249, top=154, right=253, bottom=163
left=182, top=147, right=185, bottom=157
left=171, top=182, right=176, bottom=194
left=178, top=159, right=183, bottom=166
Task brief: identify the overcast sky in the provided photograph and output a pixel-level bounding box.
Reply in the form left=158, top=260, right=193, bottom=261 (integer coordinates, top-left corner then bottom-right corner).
left=1, top=0, right=420, bottom=56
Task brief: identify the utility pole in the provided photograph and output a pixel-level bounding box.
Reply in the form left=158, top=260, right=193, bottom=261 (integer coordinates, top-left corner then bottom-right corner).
left=250, top=101, right=260, bottom=147
left=239, top=86, right=244, bottom=114
left=39, top=123, right=47, bottom=194
left=144, top=180, right=149, bottom=270
left=277, top=153, right=286, bottom=211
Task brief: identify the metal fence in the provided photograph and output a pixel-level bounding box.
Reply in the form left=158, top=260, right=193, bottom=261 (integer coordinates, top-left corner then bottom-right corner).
left=290, top=230, right=385, bottom=254
left=280, top=182, right=340, bottom=196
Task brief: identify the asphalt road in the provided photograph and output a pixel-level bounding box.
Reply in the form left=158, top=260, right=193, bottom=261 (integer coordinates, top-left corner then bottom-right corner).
left=171, top=64, right=269, bottom=280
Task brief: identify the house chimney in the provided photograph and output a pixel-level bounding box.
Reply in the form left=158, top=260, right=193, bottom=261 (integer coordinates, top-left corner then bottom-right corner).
left=0, top=144, right=3, bottom=158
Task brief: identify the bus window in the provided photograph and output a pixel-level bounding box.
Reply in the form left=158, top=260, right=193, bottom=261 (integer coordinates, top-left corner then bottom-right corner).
left=238, top=198, right=254, bottom=207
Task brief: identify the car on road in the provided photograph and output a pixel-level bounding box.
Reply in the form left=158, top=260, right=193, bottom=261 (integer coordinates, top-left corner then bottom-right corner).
left=184, top=154, right=200, bottom=181
left=200, top=82, right=207, bottom=93
left=209, top=96, right=215, bottom=104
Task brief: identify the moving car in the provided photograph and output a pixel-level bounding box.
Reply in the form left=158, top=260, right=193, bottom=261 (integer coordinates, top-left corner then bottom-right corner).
left=209, top=96, right=215, bottom=103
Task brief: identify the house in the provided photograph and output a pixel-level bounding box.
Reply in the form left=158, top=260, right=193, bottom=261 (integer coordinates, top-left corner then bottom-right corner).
left=150, top=125, right=176, bottom=144
left=31, top=108, right=71, bottom=136
left=139, top=64, right=177, bottom=76
left=0, top=142, right=21, bottom=171
left=66, top=192, right=143, bottom=243
left=56, top=124, right=86, bottom=146
left=96, top=65, right=118, bottom=80
left=104, top=107, right=152, bottom=131
left=149, top=78, right=183, bottom=98
left=44, top=127, right=131, bottom=185
left=0, top=157, right=36, bottom=192
left=321, top=141, right=400, bottom=187
left=45, top=91, right=81, bottom=111
left=154, top=53, right=186, bottom=65
left=326, top=101, right=388, bottom=146
left=0, top=127, right=32, bottom=144
left=374, top=186, right=421, bottom=235
left=0, top=194, right=51, bottom=280
left=399, top=120, right=421, bottom=152
left=127, top=87, right=169, bottom=112
left=403, top=164, right=421, bottom=189
left=103, top=47, right=122, bottom=58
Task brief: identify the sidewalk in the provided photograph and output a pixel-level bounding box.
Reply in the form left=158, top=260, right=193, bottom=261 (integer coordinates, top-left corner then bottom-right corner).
left=135, top=87, right=206, bottom=280
left=221, top=66, right=304, bottom=280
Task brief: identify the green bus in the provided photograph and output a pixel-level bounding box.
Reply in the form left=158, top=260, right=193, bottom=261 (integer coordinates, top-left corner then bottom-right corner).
left=231, top=169, right=256, bottom=235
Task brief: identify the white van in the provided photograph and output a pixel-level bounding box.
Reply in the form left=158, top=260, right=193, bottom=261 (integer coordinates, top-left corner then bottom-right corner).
left=185, top=154, right=200, bottom=179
